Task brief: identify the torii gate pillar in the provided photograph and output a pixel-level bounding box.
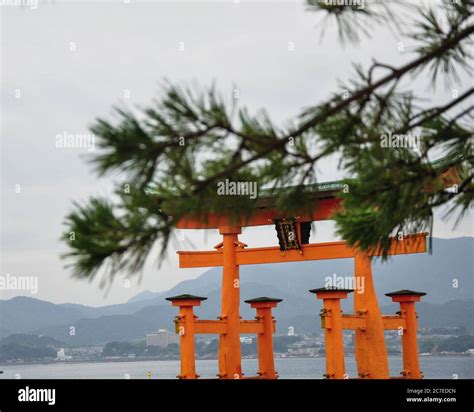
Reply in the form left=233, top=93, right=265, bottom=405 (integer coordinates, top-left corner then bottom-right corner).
left=354, top=251, right=389, bottom=378
left=218, top=225, right=243, bottom=379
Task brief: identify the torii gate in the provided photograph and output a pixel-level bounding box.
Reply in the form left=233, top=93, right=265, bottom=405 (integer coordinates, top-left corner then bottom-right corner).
left=166, top=180, right=429, bottom=379
left=165, top=160, right=461, bottom=379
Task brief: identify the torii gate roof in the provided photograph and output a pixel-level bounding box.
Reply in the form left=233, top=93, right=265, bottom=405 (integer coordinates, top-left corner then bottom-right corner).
left=147, top=155, right=463, bottom=230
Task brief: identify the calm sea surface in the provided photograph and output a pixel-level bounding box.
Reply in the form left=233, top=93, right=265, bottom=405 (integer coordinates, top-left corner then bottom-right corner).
left=1, top=356, right=473, bottom=379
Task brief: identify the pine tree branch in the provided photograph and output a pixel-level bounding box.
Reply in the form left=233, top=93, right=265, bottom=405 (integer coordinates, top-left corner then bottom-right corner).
left=191, top=24, right=473, bottom=194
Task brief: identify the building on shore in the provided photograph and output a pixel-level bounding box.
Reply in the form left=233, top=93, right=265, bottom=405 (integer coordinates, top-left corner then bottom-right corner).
left=146, top=329, right=179, bottom=348
left=56, top=348, right=72, bottom=360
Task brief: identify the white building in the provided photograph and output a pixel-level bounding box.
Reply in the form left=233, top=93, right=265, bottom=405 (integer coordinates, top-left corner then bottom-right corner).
left=56, top=348, right=72, bottom=360
left=146, top=329, right=180, bottom=348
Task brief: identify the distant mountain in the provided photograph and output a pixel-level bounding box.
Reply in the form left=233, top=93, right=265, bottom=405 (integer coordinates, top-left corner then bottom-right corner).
left=0, top=237, right=472, bottom=344
left=0, top=333, right=64, bottom=348
left=0, top=296, right=91, bottom=336
left=36, top=306, right=176, bottom=346
left=127, top=290, right=159, bottom=303
left=0, top=293, right=171, bottom=338
left=407, top=299, right=474, bottom=331
left=30, top=298, right=474, bottom=345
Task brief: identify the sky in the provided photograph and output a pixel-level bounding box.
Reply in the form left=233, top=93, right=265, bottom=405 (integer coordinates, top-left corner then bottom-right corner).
left=1, top=0, right=472, bottom=306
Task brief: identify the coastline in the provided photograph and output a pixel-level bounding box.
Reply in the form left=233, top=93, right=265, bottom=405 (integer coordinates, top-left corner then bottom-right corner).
left=2, top=352, right=472, bottom=368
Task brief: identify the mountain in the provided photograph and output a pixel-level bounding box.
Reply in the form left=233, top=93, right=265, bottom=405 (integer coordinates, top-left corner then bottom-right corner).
left=127, top=290, right=159, bottom=303
left=0, top=237, right=472, bottom=344
left=0, top=296, right=92, bottom=336
left=0, top=333, right=64, bottom=348
left=0, top=293, right=173, bottom=337
left=31, top=299, right=474, bottom=345
left=36, top=306, right=176, bottom=346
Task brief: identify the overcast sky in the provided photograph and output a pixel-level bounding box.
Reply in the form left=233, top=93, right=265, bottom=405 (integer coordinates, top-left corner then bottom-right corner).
left=1, top=0, right=472, bottom=306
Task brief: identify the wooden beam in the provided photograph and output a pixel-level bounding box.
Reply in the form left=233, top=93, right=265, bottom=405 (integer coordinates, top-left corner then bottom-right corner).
left=237, top=241, right=356, bottom=266
left=341, top=315, right=367, bottom=331
left=178, top=241, right=353, bottom=268
left=175, top=197, right=341, bottom=229
left=173, top=164, right=459, bottom=230
left=382, top=315, right=406, bottom=331
left=177, top=233, right=427, bottom=268
left=239, top=320, right=266, bottom=334
left=181, top=319, right=269, bottom=335
left=385, top=234, right=428, bottom=256
left=194, top=320, right=227, bottom=334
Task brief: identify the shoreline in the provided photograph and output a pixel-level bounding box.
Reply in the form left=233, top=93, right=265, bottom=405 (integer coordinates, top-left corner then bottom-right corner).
left=0, top=354, right=355, bottom=367
left=2, top=353, right=472, bottom=368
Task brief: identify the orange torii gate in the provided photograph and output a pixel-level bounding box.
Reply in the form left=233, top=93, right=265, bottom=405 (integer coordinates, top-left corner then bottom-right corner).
left=164, top=158, right=462, bottom=379
left=310, top=287, right=426, bottom=379
left=173, top=230, right=427, bottom=379
left=164, top=177, right=431, bottom=379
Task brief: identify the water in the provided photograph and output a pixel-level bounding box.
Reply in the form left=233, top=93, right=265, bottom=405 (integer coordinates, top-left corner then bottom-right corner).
left=1, top=356, right=473, bottom=379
